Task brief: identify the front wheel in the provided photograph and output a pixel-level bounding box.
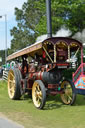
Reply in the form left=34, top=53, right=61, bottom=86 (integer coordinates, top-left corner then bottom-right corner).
left=32, top=80, right=46, bottom=109
left=60, top=79, right=76, bottom=105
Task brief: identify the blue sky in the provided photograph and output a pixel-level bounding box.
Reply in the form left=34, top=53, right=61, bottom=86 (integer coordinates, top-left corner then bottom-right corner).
left=0, top=0, right=27, bottom=50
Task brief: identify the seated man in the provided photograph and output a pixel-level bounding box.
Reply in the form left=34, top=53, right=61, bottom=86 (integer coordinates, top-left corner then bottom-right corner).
left=57, top=48, right=68, bottom=62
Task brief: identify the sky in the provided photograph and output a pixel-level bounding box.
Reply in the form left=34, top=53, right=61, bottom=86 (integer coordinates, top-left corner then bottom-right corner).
left=0, top=0, right=27, bottom=50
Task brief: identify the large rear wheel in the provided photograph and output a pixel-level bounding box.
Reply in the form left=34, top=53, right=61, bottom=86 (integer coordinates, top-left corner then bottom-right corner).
left=32, top=80, right=46, bottom=109
left=8, top=68, right=22, bottom=100
left=60, top=80, right=76, bottom=105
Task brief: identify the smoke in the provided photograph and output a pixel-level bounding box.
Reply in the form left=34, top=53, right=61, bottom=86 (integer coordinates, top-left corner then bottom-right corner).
left=53, top=27, right=72, bottom=37
left=36, top=27, right=85, bottom=45
left=36, top=27, right=72, bottom=42
left=72, top=29, right=85, bottom=44
left=36, top=34, right=47, bottom=42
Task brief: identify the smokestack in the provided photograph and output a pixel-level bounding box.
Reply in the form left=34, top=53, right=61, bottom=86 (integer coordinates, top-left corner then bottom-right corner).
left=46, top=0, right=52, bottom=38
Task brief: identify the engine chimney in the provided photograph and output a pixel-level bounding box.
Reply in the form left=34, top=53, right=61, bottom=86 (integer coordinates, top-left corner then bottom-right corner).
left=46, top=0, right=52, bottom=38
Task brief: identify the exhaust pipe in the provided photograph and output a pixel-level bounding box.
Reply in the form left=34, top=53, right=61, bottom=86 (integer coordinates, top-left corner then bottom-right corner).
left=46, top=0, right=52, bottom=38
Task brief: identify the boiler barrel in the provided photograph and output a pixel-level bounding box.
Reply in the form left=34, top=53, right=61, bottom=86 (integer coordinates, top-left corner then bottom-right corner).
left=42, top=70, right=62, bottom=84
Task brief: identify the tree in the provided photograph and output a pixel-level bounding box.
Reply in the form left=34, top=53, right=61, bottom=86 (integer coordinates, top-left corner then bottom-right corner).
left=10, top=0, right=85, bottom=54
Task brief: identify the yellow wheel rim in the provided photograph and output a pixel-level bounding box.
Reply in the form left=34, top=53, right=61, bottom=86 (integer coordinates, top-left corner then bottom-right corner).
left=61, top=81, right=73, bottom=105
left=8, top=70, right=16, bottom=99
left=32, top=81, right=42, bottom=108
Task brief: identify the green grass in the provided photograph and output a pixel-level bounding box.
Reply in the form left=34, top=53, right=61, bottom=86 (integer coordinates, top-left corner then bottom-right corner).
left=0, top=81, right=85, bottom=128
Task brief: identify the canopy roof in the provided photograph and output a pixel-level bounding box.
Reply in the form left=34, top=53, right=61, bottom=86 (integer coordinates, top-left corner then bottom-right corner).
left=6, top=37, right=82, bottom=61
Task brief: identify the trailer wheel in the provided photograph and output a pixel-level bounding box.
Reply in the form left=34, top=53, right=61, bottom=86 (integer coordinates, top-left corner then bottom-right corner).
left=32, top=80, right=46, bottom=109
left=8, top=68, right=21, bottom=100
left=60, top=80, right=76, bottom=105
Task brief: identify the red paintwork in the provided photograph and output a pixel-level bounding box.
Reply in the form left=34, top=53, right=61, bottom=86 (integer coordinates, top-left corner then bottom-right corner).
left=48, top=84, right=58, bottom=89
left=73, top=63, right=85, bottom=83
left=49, top=90, right=64, bottom=95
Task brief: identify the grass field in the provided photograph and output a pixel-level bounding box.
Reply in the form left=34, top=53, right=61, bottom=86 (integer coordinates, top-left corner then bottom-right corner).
left=0, top=80, right=85, bottom=128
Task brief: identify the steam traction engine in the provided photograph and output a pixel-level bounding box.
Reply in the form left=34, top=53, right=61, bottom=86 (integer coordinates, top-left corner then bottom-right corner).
left=7, top=37, right=82, bottom=109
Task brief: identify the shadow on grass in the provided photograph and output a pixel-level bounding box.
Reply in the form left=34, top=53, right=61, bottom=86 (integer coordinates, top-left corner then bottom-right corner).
left=44, top=102, right=63, bottom=110
left=19, top=93, right=33, bottom=103
left=19, top=93, right=85, bottom=109
left=20, top=94, right=63, bottom=110
left=45, top=94, right=85, bottom=109
left=44, top=95, right=63, bottom=110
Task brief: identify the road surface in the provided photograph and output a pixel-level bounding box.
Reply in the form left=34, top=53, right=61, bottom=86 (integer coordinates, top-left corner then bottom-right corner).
left=0, top=113, right=24, bottom=128
left=0, top=79, right=24, bottom=127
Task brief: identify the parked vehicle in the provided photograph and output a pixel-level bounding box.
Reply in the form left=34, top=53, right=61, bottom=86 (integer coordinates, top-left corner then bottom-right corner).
left=0, top=67, right=3, bottom=78
left=6, top=37, right=82, bottom=109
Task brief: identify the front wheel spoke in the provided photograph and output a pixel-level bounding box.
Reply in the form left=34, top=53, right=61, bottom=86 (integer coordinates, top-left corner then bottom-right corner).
left=39, top=91, right=42, bottom=98
left=36, top=97, right=39, bottom=102
left=35, top=89, right=37, bottom=94
left=36, top=91, right=42, bottom=99
left=36, top=86, right=39, bottom=92
left=38, top=95, right=42, bottom=100
left=35, top=93, right=42, bottom=102
left=37, top=86, right=40, bottom=92
left=34, top=91, right=37, bottom=97
left=37, top=98, right=41, bottom=104
left=35, top=96, right=38, bottom=101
